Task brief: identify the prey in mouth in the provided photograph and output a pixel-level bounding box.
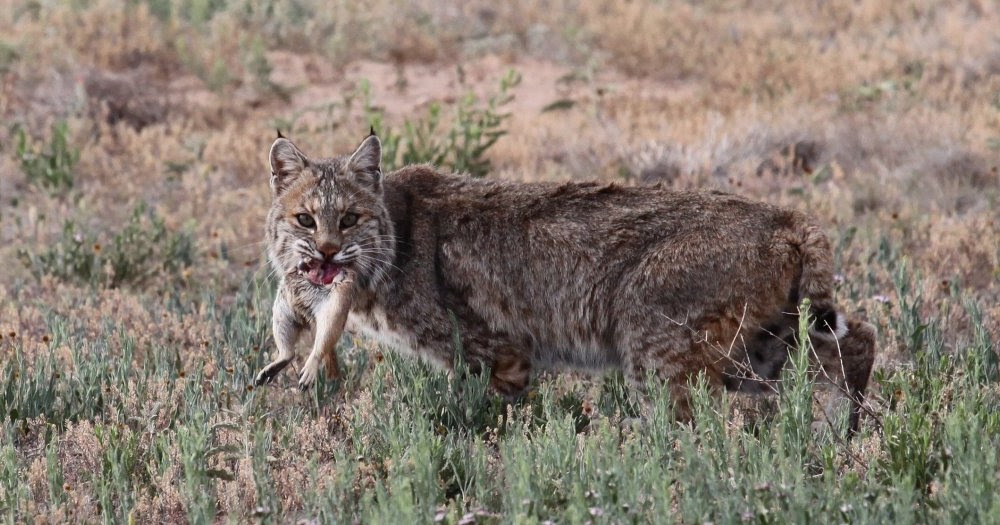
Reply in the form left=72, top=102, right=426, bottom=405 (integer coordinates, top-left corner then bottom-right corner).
left=297, top=257, right=346, bottom=287
left=291, top=240, right=361, bottom=288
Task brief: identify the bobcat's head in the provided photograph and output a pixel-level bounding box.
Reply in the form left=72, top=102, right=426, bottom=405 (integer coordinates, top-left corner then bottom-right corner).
left=265, top=133, right=394, bottom=291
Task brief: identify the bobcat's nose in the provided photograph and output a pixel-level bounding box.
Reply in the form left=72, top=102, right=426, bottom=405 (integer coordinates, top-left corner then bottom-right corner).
left=316, top=241, right=341, bottom=259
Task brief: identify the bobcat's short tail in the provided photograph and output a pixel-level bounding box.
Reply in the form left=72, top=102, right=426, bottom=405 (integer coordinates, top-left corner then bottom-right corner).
left=794, top=219, right=846, bottom=340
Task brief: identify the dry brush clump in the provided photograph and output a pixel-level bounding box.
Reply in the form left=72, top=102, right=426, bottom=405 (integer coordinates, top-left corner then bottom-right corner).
left=1, top=0, right=999, bottom=522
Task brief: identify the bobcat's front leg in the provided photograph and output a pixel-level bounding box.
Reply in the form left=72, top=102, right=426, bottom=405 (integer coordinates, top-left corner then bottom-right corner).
left=255, top=290, right=303, bottom=386
left=299, top=283, right=354, bottom=390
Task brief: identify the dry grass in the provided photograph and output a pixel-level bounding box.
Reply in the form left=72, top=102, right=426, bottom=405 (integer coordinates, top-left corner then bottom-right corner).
left=1, top=0, right=999, bottom=522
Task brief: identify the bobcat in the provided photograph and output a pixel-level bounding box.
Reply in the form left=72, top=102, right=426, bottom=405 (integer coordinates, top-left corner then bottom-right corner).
left=254, top=132, right=876, bottom=433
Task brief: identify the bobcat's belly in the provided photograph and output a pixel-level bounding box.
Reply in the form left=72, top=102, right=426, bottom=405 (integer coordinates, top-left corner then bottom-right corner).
left=346, top=308, right=444, bottom=367
left=531, top=338, right=622, bottom=372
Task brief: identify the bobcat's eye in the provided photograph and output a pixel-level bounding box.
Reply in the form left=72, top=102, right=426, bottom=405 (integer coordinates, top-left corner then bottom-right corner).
left=340, top=213, right=358, bottom=229
left=296, top=214, right=315, bottom=228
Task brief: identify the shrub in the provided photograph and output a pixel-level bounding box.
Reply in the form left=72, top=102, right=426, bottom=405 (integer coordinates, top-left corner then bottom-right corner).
left=16, top=202, right=195, bottom=288
left=362, top=69, right=521, bottom=177
left=13, top=121, right=78, bottom=194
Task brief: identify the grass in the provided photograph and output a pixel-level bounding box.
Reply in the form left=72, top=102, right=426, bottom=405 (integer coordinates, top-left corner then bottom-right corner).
left=0, top=279, right=996, bottom=522
left=362, top=68, right=521, bottom=177
left=16, top=202, right=196, bottom=289
left=13, top=121, right=77, bottom=194
left=1, top=0, right=999, bottom=522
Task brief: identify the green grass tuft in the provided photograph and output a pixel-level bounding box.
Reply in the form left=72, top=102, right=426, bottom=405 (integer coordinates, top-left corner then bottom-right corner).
left=363, top=69, right=521, bottom=177
left=16, top=203, right=196, bottom=289
left=14, top=121, right=78, bottom=194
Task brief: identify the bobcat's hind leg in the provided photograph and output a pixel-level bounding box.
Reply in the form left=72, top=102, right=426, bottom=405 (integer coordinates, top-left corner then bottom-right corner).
left=623, top=327, right=725, bottom=423
left=812, top=317, right=876, bottom=436
left=723, top=318, right=796, bottom=395
left=839, top=318, right=876, bottom=436
left=255, top=292, right=303, bottom=386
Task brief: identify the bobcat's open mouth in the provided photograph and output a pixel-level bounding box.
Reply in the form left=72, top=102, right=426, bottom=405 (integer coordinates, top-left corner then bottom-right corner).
left=298, top=259, right=342, bottom=286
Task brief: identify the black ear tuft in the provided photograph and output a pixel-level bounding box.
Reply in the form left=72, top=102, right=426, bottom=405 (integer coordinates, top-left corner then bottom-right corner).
left=368, top=126, right=376, bottom=138
left=269, top=138, right=308, bottom=194
left=276, top=129, right=286, bottom=139
left=348, top=134, right=383, bottom=192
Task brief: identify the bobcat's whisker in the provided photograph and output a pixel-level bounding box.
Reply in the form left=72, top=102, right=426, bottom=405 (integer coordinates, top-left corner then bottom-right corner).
left=353, top=252, right=403, bottom=275
left=351, top=253, right=400, bottom=289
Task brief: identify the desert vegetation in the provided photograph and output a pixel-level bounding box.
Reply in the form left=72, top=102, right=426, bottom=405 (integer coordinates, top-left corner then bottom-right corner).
left=1, top=0, right=998, bottom=522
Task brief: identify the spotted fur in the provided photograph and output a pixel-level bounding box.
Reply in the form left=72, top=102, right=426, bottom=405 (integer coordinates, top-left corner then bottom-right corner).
left=255, top=134, right=876, bottom=434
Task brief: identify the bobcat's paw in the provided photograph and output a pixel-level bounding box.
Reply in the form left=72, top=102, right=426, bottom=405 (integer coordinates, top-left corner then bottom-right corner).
left=298, top=356, right=320, bottom=391
left=254, top=358, right=292, bottom=386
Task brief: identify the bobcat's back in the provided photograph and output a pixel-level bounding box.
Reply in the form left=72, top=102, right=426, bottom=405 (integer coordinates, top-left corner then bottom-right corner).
left=354, top=168, right=836, bottom=374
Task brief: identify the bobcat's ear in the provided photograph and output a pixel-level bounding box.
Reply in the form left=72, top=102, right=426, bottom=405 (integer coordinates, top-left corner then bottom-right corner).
left=269, top=138, right=308, bottom=194
left=348, top=134, right=382, bottom=192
